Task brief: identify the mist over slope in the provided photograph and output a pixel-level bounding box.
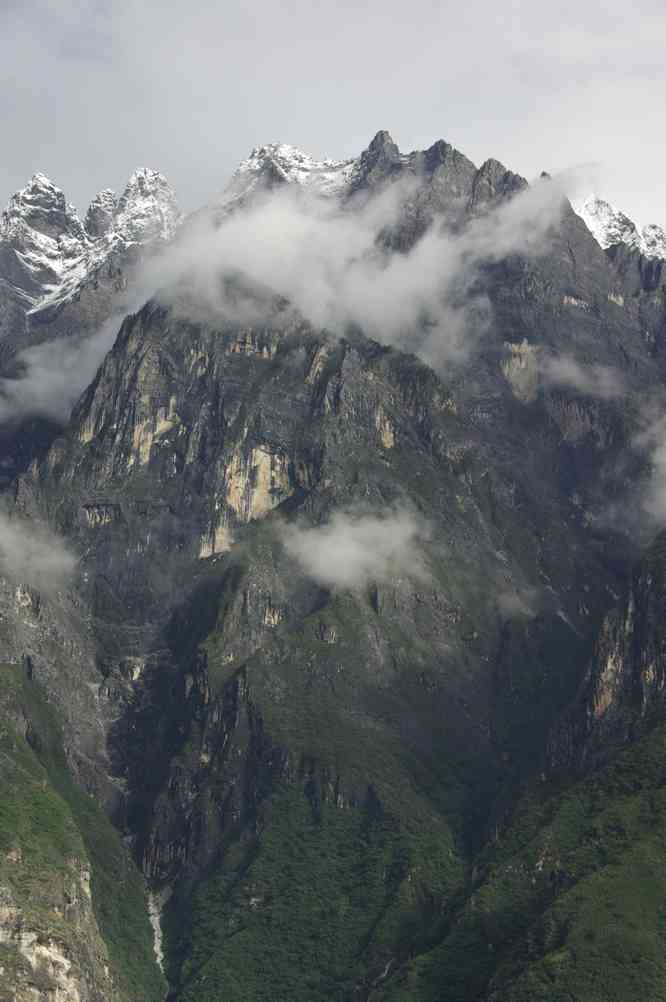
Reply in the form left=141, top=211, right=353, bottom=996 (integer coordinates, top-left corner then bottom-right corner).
left=1, top=131, right=666, bottom=1002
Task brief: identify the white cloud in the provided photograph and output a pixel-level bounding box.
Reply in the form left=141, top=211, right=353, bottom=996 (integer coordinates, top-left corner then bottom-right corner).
left=541, top=354, right=626, bottom=400
left=151, top=174, right=569, bottom=369
left=281, top=508, right=429, bottom=590
left=0, top=172, right=574, bottom=425
left=0, top=315, right=120, bottom=422
left=497, top=587, right=539, bottom=619
left=0, top=511, right=76, bottom=593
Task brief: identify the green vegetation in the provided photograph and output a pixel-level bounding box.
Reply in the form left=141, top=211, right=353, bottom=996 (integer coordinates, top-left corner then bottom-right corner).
left=379, top=718, right=666, bottom=1001
left=164, top=785, right=459, bottom=1002
left=0, top=662, right=166, bottom=1002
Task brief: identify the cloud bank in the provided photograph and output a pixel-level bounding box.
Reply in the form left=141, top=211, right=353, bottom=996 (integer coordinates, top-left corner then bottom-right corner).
left=0, top=172, right=568, bottom=426
left=0, top=511, right=76, bottom=593
left=281, top=508, right=429, bottom=590
left=152, top=174, right=569, bottom=367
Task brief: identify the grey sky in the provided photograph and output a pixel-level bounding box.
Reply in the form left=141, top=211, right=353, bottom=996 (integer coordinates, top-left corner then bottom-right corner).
left=1, top=0, right=664, bottom=227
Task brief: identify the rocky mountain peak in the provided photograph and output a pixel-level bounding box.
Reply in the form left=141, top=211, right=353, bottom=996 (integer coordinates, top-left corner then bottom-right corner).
left=0, top=167, right=180, bottom=317
left=468, top=157, right=528, bottom=210
left=112, top=168, right=180, bottom=243
left=1, top=171, right=86, bottom=244
left=365, top=128, right=400, bottom=157
left=84, top=188, right=117, bottom=238
left=349, top=129, right=403, bottom=192
left=222, top=130, right=437, bottom=206
left=641, top=222, right=666, bottom=260
left=421, top=138, right=457, bottom=170
left=226, top=142, right=357, bottom=202
left=221, top=131, right=510, bottom=212
left=574, top=194, right=666, bottom=260
left=14, top=171, right=65, bottom=211
left=12, top=171, right=65, bottom=209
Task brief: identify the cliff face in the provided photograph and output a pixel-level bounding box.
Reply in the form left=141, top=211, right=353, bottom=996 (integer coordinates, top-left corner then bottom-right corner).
left=547, top=531, right=666, bottom=774
left=2, top=132, right=666, bottom=1000
left=0, top=657, right=165, bottom=1002
left=0, top=169, right=180, bottom=493
left=0, top=675, right=109, bottom=1002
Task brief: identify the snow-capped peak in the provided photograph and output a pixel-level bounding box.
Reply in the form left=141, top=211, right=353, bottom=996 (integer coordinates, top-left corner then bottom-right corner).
left=1, top=172, right=86, bottom=243
left=0, top=167, right=180, bottom=315
left=113, top=168, right=180, bottom=242
left=22, top=172, right=63, bottom=203
left=85, top=188, right=117, bottom=238
left=238, top=143, right=355, bottom=188
left=223, top=142, right=357, bottom=203
left=19, top=172, right=65, bottom=204
left=641, top=223, right=666, bottom=261
left=574, top=195, right=666, bottom=260
left=217, top=130, right=460, bottom=210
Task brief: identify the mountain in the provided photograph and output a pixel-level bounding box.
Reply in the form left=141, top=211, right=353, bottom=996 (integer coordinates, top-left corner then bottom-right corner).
left=213, top=132, right=526, bottom=234
left=2, top=131, right=666, bottom=1002
left=0, top=167, right=179, bottom=334
left=221, top=141, right=358, bottom=200
left=0, top=166, right=180, bottom=486
left=574, top=194, right=666, bottom=260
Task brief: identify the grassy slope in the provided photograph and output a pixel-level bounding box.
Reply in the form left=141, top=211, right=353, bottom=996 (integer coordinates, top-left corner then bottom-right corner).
left=159, top=531, right=604, bottom=1002
left=165, top=786, right=460, bottom=1002
left=377, top=719, right=666, bottom=1001
left=155, top=583, right=666, bottom=1002
left=162, top=573, right=478, bottom=1002
left=0, top=663, right=166, bottom=1002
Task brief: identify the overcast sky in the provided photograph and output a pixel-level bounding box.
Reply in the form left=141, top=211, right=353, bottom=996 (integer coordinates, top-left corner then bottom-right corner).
left=1, top=0, right=664, bottom=227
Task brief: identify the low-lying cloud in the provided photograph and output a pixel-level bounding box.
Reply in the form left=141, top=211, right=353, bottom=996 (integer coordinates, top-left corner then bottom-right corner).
left=151, top=176, right=570, bottom=371
left=281, top=508, right=429, bottom=590
left=540, top=354, right=626, bottom=400
left=631, top=389, right=666, bottom=526
left=0, top=172, right=571, bottom=426
left=0, top=511, right=76, bottom=593
left=496, top=586, right=540, bottom=620
left=0, top=314, right=123, bottom=423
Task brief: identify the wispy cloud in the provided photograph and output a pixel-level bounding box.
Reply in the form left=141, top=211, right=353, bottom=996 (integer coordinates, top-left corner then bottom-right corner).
left=281, top=508, right=429, bottom=589
left=152, top=174, right=569, bottom=367
left=496, top=586, right=540, bottom=619
left=0, top=314, right=122, bottom=423
left=0, top=511, right=76, bottom=593
left=0, top=172, right=569, bottom=426
left=541, top=354, right=626, bottom=400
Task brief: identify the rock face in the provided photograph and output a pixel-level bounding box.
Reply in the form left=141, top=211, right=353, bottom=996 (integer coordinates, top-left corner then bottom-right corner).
left=0, top=655, right=165, bottom=1002
left=548, top=531, right=666, bottom=772
left=0, top=853, right=115, bottom=1002
left=3, top=131, right=666, bottom=1001
left=215, top=129, right=526, bottom=237
left=0, top=166, right=180, bottom=487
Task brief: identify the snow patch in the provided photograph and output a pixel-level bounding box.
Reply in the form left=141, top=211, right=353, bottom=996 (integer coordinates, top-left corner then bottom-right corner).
left=215, top=142, right=359, bottom=209
left=235, top=142, right=356, bottom=195
left=0, top=168, right=180, bottom=318
left=574, top=195, right=666, bottom=260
